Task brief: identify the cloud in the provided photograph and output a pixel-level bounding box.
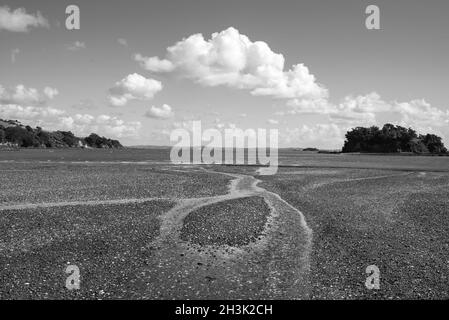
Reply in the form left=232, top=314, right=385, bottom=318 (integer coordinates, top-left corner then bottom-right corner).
left=0, top=6, right=49, bottom=32
left=275, top=91, right=449, bottom=147
left=0, top=104, right=141, bottom=138
left=70, top=114, right=142, bottom=138
left=71, top=99, right=96, bottom=110
left=135, top=25, right=448, bottom=142
left=43, top=87, right=59, bottom=99
left=117, top=38, right=128, bottom=47
left=280, top=124, right=344, bottom=149
left=277, top=91, right=449, bottom=131
left=277, top=92, right=387, bottom=121
left=134, top=27, right=327, bottom=101
left=0, top=104, right=65, bottom=120
left=213, top=118, right=225, bottom=129
left=391, top=99, right=449, bottom=140
left=67, top=41, right=86, bottom=51
left=11, top=48, right=20, bottom=63
left=281, top=97, right=337, bottom=115
left=145, top=104, right=174, bottom=119
left=172, top=119, right=235, bottom=132
left=107, top=73, right=162, bottom=107
left=267, top=119, right=279, bottom=125
left=0, top=84, right=40, bottom=105
left=0, top=83, right=140, bottom=139
left=0, top=84, right=58, bottom=105
left=134, top=54, right=174, bottom=72
left=327, top=92, right=385, bottom=126
left=329, top=92, right=449, bottom=131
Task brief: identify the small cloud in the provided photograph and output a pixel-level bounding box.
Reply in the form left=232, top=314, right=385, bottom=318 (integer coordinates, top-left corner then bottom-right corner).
left=43, top=87, right=59, bottom=99
left=145, top=104, right=174, bottom=119
left=67, top=41, right=86, bottom=51
left=71, top=99, right=96, bottom=110
left=108, top=73, right=162, bottom=107
left=117, top=38, right=128, bottom=47
left=0, top=6, right=49, bottom=32
left=134, top=53, right=175, bottom=73
left=11, top=48, right=20, bottom=63
left=267, top=119, right=279, bottom=125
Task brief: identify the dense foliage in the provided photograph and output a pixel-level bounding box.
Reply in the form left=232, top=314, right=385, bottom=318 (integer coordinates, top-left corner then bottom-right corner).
left=0, top=119, right=123, bottom=149
left=342, top=124, right=447, bottom=154
left=84, top=133, right=123, bottom=149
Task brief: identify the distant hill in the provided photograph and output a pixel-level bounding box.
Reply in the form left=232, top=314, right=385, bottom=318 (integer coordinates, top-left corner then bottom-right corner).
left=342, top=124, right=447, bottom=154
left=0, top=119, right=123, bottom=149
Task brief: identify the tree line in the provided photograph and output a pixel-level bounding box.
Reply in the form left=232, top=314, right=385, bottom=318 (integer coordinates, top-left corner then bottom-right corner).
left=342, top=124, right=447, bottom=154
left=0, top=119, right=123, bottom=149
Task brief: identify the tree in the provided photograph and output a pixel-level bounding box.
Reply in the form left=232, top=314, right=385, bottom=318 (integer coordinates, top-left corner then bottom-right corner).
left=37, top=130, right=52, bottom=147
left=84, top=133, right=123, bottom=148
left=84, top=133, right=102, bottom=148
left=0, top=126, right=5, bottom=143
left=342, top=124, right=447, bottom=154
left=4, top=126, right=37, bottom=147
left=421, top=134, right=447, bottom=153
left=58, top=131, right=79, bottom=147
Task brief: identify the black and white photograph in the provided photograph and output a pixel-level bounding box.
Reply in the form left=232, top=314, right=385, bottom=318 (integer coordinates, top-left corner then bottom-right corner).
left=0, top=0, right=448, bottom=309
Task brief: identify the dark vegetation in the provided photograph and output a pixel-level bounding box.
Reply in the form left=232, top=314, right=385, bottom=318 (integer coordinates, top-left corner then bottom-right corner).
left=342, top=124, right=447, bottom=154
left=0, top=119, right=122, bottom=149
left=303, top=148, right=319, bottom=152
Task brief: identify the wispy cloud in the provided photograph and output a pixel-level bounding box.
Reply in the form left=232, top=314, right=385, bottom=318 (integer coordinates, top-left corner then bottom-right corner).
left=67, top=41, right=86, bottom=51
left=117, top=38, right=128, bottom=47
left=11, top=48, right=20, bottom=63
left=0, top=6, right=49, bottom=32
left=145, top=104, right=174, bottom=119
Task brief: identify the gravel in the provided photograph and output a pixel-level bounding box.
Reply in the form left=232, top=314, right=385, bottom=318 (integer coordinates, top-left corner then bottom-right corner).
left=180, top=196, right=270, bottom=246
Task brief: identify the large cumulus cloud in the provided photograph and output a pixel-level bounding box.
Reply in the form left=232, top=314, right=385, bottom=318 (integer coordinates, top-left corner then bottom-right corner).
left=134, top=27, right=328, bottom=101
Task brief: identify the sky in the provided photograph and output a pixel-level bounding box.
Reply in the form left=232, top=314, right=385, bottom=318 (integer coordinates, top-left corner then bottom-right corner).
left=1, top=0, right=448, bottom=148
